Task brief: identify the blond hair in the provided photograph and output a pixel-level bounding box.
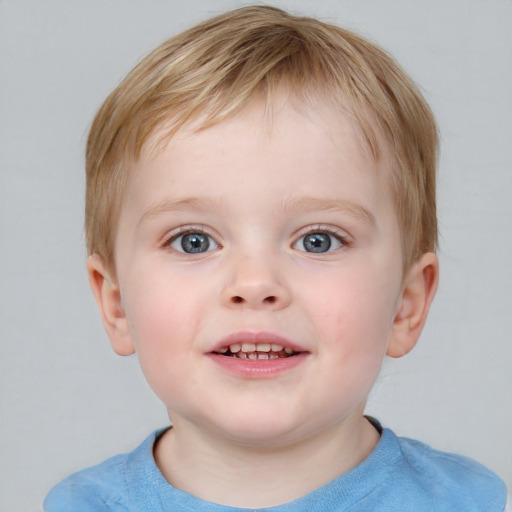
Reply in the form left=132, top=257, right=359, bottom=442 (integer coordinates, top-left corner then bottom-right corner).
left=85, top=5, right=438, bottom=272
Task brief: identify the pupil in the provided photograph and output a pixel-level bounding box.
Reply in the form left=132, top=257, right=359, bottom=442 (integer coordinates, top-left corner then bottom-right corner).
left=182, top=233, right=210, bottom=253
left=304, top=233, right=331, bottom=253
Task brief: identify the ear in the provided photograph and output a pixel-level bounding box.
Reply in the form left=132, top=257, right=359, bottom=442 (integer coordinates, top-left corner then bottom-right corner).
left=387, top=252, right=439, bottom=358
left=86, top=254, right=135, bottom=356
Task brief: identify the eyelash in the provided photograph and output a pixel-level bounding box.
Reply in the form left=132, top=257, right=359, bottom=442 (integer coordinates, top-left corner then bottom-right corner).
left=161, top=224, right=350, bottom=254
left=293, top=225, right=351, bottom=252
left=162, top=226, right=220, bottom=253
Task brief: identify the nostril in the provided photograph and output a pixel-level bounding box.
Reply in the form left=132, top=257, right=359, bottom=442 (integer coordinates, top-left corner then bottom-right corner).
left=229, top=295, right=278, bottom=305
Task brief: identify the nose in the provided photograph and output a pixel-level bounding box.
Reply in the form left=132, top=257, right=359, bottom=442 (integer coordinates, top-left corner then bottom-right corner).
left=221, top=253, right=291, bottom=311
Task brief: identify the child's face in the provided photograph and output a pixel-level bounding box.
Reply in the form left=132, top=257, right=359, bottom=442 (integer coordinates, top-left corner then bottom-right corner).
left=106, top=99, right=409, bottom=445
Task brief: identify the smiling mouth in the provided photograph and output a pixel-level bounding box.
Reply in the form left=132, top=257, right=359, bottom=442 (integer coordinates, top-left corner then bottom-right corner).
left=214, top=342, right=298, bottom=360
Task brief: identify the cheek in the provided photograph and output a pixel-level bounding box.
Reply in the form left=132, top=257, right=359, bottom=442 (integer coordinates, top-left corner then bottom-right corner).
left=313, top=283, right=395, bottom=410
left=307, top=269, right=398, bottom=357
left=121, top=273, right=200, bottom=379
left=124, top=260, right=198, bottom=334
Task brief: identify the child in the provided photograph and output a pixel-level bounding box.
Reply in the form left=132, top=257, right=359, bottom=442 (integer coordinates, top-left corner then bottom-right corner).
left=44, top=5, right=509, bottom=511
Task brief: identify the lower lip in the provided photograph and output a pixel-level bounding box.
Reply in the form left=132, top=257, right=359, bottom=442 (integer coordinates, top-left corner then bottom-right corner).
left=206, top=352, right=309, bottom=379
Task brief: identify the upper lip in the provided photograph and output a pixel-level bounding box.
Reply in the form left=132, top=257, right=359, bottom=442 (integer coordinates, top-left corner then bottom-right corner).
left=209, top=331, right=307, bottom=354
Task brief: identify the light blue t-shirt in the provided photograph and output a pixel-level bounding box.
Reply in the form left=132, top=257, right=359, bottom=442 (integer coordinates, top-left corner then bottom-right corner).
left=44, top=424, right=507, bottom=511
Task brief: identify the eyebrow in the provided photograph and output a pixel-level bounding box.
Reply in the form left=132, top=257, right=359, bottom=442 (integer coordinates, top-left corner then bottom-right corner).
left=280, top=196, right=376, bottom=226
left=138, top=196, right=227, bottom=225
left=138, top=195, right=375, bottom=227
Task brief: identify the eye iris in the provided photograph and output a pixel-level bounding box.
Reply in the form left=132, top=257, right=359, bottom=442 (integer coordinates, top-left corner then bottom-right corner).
left=303, top=233, right=331, bottom=253
left=181, top=233, right=210, bottom=253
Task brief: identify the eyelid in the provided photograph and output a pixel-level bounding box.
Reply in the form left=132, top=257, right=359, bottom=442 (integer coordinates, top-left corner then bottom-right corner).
left=161, top=225, right=222, bottom=250
left=294, top=224, right=351, bottom=241
left=292, top=224, right=351, bottom=251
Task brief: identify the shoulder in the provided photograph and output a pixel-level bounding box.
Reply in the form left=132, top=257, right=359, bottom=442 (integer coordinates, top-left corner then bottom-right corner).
left=390, top=431, right=507, bottom=511
left=43, top=452, right=130, bottom=511
left=43, top=431, right=161, bottom=512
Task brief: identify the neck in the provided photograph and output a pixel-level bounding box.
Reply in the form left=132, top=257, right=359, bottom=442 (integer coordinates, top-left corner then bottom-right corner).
left=154, top=413, right=380, bottom=508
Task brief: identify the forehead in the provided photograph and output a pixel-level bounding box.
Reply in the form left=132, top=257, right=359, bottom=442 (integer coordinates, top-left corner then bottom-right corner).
left=157, top=97, right=381, bottom=164
left=118, top=98, right=397, bottom=232
left=142, top=89, right=386, bottom=165
left=137, top=100, right=372, bottom=184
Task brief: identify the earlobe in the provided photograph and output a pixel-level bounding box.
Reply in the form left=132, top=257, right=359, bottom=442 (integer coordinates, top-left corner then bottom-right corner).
left=86, top=254, right=135, bottom=356
left=387, top=252, right=439, bottom=358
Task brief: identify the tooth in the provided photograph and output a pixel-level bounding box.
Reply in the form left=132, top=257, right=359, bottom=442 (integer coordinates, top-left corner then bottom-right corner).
left=257, top=354, right=269, bottom=359
left=218, top=347, right=228, bottom=354
left=256, top=343, right=271, bottom=352
left=271, top=344, right=283, bottom=352
left=239, top=352, right=248, bottom=359
left=248, top=353, right=257, bottom=360
left=284, top=347, right=294, bottom=354
left=241, top=343, right=256, bottom=352
left=230, top=344, right=241, bottom=353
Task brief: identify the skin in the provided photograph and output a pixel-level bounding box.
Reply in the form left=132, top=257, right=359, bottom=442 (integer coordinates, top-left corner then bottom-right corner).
left=88, top=97, right=438, bottom=508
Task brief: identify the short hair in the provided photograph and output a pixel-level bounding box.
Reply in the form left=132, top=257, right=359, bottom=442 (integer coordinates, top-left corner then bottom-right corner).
left=85, top=5, right=438, bottom=274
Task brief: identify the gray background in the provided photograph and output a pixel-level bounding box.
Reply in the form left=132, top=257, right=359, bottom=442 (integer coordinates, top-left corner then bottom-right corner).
left=1, top=0, right=511, bottom=510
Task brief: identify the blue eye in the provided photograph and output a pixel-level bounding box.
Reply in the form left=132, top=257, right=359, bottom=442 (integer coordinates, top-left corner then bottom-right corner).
left=295, top=232, right=344, bottom=253
left=170, top=232, right=219, bottom=254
